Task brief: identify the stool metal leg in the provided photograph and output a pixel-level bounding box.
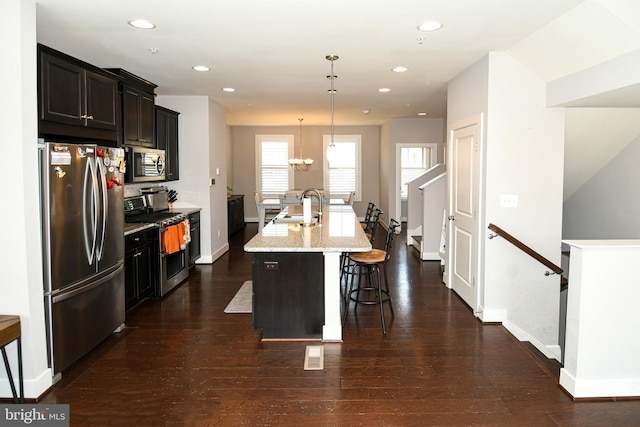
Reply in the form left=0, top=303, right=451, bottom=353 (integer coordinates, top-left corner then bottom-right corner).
left=383, top=263, right=394, bottom=317
left=1, top=341, right=23, bottom=404
left=17, top=337, right=24, bottom=403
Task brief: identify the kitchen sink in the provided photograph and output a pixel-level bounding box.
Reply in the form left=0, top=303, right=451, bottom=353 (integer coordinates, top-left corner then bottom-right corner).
left=274, top=214, right=319, bottom=224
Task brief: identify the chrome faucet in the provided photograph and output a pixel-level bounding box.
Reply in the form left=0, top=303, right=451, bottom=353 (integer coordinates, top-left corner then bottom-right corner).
left=300, top=188, right=322, bottom=221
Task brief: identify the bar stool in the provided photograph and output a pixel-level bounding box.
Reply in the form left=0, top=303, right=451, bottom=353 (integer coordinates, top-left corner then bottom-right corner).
left=0, top=315, right=24, bottom=403
left=343, top=219, right=400, bottom=334
left=361, top=202, right=375, bottom=230
left=364, top=208, right=383, bottom=244
left=341, top=208, right=382, bottom=286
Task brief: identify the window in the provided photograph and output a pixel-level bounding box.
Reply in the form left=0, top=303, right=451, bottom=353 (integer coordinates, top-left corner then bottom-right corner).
left=255, top=135, right=294, bottom=194
left=400, top=146, right=433, bottom=200
left=323, top=135, right=362, bottom=201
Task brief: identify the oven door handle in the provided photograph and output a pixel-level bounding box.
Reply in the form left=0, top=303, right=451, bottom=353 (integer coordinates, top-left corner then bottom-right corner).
left=160, top=226, right=168, bottom=256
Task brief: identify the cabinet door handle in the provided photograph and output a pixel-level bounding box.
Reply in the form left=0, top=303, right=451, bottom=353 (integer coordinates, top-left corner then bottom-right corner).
left=81, top=114, right=94, bottom=120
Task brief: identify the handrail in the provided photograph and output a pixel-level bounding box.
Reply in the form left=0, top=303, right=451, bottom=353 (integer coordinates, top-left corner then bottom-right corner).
left=487, top=223, right=563, bottom=275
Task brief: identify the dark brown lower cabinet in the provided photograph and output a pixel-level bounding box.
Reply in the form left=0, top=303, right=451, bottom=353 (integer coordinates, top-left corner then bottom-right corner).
left=252, top=252, right=325, bottom=339
left=227, top=195, right=245, bottom=236
left=124, top=228, right=157, bottom=310
left=188, top=212, right=201, bottom=268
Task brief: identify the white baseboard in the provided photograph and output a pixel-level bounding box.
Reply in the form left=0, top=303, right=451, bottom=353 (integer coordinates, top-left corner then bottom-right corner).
left=0, top=367, right=53, bottom=400
left=421, top=251, right=441, bottom=261
left=503, top=319, right=561, bottom=361
left=560, top=369, right=640, bottom=398
left=196, top=243, right=230, bottom=264
left=478, top=307, right=507, bottom=323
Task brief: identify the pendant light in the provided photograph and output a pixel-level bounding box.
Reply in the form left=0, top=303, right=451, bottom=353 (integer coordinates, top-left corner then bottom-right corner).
left=326, top=55, right=338, bottom=164
left=289, top=118, right=313, bottom=171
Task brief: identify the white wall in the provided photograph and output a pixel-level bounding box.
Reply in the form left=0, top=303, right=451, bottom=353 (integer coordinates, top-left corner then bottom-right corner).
left=155, top=95, right=229, bottom=263
left=0, top=0, right=52, bottom=398
left=379, top=122, right=391, bottom=225
left=230, top=125, right=380, bottom=221
left=387, top=118, right=445, bottom=226
left=448, top=52, right=565, bottom=360
left=208, top=98, right=230, bottom=260
left=484, top=52, right=565, bottom=359
left=563, top=132, right=640, bottom=239
left=560, top=241, right=640, bottom=398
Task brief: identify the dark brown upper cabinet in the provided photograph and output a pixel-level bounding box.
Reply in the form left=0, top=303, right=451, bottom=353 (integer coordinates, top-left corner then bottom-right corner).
left=106, top=69, right=157, bottom=148
left=38, top=44, right=119, bottom=144
left=155, top=106, right=180, bottom=181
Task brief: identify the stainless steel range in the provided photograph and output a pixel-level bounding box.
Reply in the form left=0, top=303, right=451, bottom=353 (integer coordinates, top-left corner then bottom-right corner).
left=124, top=187, right=190, bottom=296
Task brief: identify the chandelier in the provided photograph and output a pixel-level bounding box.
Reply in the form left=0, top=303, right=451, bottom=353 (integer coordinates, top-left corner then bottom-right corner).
left=289, top=118, right=313, bottom=171
left=326, top=55, right=338, bottom=164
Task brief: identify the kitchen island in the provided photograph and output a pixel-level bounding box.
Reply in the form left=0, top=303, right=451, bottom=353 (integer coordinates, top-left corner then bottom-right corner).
left=244, top=204, right=371, bottom=341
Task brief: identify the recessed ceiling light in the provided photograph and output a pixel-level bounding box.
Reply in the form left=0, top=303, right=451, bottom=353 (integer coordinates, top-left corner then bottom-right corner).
left=128, top=19, right=155, bottom=29
left=362, top=109, right=371, bottom=114
left=392, top=66, right=408, bottom=73
left=418, top=112, right=427, bottom=116
left=192, top=65, right=210, bottom=72
left=222, top=87, right=235, bottom=92
left=378, top=88, right=391, bottom=93
left=417, top=20, right=443, bottom=32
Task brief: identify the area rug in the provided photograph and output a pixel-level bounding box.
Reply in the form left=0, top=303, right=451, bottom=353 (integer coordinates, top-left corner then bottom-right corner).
left=224, top=281, right=252, bottom=313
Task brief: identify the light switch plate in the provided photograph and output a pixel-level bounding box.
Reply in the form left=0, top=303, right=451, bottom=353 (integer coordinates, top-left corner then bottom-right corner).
left=500, top=194, right=518, bottom=208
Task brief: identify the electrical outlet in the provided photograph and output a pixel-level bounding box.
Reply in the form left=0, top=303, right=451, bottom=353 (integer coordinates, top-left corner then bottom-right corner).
left=217, top=229, right=221, bottom=238
left=263, top=261, right=278, bottom=271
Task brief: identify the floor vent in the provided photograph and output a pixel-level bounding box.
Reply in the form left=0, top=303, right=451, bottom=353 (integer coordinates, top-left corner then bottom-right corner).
left=304, top=345, right=324, bottom=370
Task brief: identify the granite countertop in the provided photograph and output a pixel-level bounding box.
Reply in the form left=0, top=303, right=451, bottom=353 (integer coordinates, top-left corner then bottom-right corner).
left=244, top=204, right=371, bottom=253
left=171, top=207, right=202, bottom=216
left=124, top=222, right=157, bottom=236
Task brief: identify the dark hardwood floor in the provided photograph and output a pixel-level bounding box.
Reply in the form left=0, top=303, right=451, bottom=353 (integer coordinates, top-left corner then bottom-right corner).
left=39, top=223, right=640, bottom=426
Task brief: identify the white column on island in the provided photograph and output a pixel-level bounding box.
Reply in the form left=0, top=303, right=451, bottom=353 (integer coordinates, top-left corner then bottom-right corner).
left=322, top=252, right=343, bottom=341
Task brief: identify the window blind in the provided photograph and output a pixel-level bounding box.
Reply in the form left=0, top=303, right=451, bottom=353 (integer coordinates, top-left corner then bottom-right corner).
left=261, top=141, right=289, bottom=194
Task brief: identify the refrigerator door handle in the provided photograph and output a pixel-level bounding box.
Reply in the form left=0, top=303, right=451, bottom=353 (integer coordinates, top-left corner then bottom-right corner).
left=51, top=263, right=122, bottom=304
left=96, top=158, right=108, bottom=262
left=82, top=156, right=97, bottom=264
left=89, top=155, right=99, bottom=264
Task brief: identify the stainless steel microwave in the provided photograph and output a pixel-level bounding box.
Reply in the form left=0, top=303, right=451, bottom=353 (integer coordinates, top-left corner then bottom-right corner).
left=124, top=146, right=166, bottom=183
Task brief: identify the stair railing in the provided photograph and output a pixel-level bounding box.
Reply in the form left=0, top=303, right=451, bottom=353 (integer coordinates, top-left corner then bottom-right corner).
left=487, top=223, right=563, bottom=276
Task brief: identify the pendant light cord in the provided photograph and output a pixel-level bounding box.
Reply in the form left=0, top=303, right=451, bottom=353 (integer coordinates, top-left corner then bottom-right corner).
left=326, top=55, right=339, bottom=148
left=298, top=118, right=304, bottom=159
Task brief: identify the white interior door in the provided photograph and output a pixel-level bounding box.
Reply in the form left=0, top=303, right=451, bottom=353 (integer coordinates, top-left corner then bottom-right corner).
left=447, top=116, right=482, bottom=312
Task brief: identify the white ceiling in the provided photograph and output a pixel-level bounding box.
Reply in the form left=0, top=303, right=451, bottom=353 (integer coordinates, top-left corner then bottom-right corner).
left=35, top=0, right=640, bottom=199
left=36, top=0, right=593, bottom=126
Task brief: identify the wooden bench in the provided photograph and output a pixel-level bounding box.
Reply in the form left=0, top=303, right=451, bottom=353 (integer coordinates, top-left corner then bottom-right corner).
left=0, top=315, right=23, bottom=403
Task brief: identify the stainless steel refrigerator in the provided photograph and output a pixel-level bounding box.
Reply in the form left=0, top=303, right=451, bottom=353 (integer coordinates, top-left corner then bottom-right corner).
left=40, top=141, right=126, bottom=379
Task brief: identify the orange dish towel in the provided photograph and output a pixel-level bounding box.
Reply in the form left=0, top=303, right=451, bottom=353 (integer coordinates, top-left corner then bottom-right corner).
left=179, top=219, right=191, bottom=250
left=161, top=224, right=181, bottom=254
